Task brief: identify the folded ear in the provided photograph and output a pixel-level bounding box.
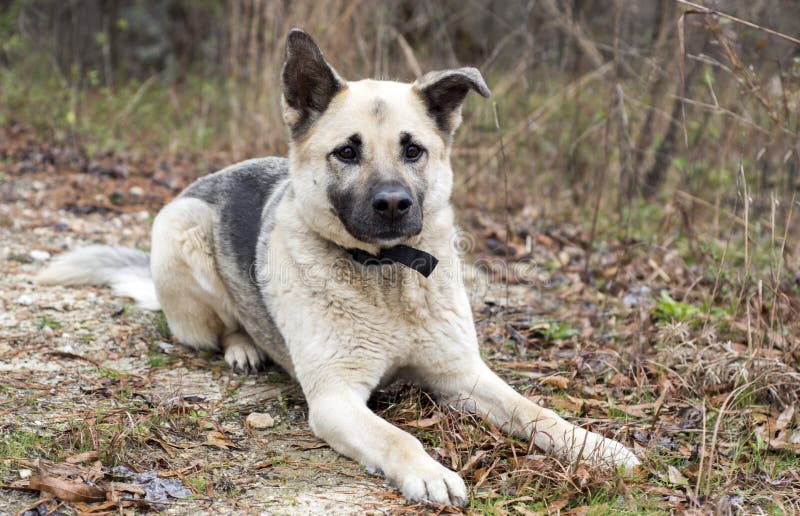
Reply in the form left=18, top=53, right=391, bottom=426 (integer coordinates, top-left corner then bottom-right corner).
left=281, top=29, right=345, bottom=138
left=413, top=67, right=491, bottom=135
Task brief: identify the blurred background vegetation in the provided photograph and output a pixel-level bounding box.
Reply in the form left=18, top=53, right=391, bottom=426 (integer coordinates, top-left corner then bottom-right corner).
left=1, top=0, right=799, bottom=271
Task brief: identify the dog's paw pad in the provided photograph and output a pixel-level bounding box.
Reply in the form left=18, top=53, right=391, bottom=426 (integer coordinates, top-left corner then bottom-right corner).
left=397, top=460, right=467, bottom=507
left=224, top=339, right=264, bottom=372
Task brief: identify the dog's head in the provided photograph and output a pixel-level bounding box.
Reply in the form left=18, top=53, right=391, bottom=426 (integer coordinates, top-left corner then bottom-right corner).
left=281, top=29, right=490, bottom=249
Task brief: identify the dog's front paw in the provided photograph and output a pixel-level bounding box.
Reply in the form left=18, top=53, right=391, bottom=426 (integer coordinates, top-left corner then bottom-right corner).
left=578, top=432, right=641, bottom=471
left=223, top=334, right=265, bottom=372
left=395, top=457, right=467, bottom=506
left=600, top=436, right=641, bottom=470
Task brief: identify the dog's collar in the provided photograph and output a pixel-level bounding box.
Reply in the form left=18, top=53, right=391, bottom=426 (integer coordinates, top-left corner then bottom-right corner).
left=347, top=245, right=438, bottom=278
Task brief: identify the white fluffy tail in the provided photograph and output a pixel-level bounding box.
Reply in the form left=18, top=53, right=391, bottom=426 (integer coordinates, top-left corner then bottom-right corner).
left=36, top=245, right=161, bottom=310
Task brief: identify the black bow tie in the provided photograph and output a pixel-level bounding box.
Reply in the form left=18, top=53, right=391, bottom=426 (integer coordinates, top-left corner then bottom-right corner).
left=347, top=245, right=439, bottom=278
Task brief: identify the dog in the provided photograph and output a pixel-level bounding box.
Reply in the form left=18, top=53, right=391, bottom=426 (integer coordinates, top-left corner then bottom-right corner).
left=37, top=29, right=640, bottom=506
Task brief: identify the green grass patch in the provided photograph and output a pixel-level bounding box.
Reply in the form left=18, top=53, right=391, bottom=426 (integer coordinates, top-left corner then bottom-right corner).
left=36, top=315, right=60, bottom=330
left=653, top=291, right=700, bottom=324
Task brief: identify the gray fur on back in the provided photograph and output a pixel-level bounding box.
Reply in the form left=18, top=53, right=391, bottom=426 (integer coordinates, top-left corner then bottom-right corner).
left=182, top=157, right=289, bottom=277
left=182, top=157, right=290, bottom=365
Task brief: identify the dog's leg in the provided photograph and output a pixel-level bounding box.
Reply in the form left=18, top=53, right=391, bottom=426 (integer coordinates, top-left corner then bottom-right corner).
left=305, top=387, right=467, bottom=506
left=430, top=360, right=640, bottom=469
left=151, top=198, right=247, bottom=361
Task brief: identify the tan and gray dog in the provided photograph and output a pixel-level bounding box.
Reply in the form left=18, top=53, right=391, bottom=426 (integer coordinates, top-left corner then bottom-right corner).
left=38, top=29, right=639, bottom=506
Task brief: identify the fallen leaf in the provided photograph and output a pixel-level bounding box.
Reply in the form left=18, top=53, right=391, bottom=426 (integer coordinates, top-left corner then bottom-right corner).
left=28, top=475, right=106, bottom=502
left=74, top=500, right=120, bottom=513
left=405, top=415, right=441, bottom=428
left=204, top=430, right=237, bottom=449
left=549, top=395, right=583, bottom=413
left=666, top=465, right=689, bottom=486
left=37, top=459, right=103, bottom=483
left=106, top=481, right=146, bottom=495
left=295, top=441, right=329, bottom=450
left=540, top=375, right=570, bottom=390
left=754, top=406, right=800, bottom=453
left=460, top=450, right=489, bottom=474
left=546, top=497, right=570, bottom=512
left=776, top=405, right=794, bottom=432
left=614, top=402, right=655, bottom=418
left=65, top=450, right=100, bottom=464
left=253, top=459, right=281, bottom=469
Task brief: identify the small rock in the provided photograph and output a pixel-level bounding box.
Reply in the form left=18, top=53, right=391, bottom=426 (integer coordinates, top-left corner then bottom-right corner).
left=158, top=341, right=174, bottom=353
left=16, top=294, right=35, bottom=305
left=42, top=326, right=54, bottom=337
left=623, top=285, right=652, bottom=307
left=57, top=295, right=75, bottom=310
left=246, top=412, right=275, bottom=429
left=31, top=181, right=46, bottom=191
left=30, top=250, right=51, bottom=261
left=19, top=469, right=32, bottom=479
left=129, top=186, right=144, bottom=197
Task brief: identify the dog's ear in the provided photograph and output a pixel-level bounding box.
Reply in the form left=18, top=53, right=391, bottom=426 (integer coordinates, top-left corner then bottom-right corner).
left=281, top=29, right=345, bottom=138
left=414, top=67, right=491, bottom=135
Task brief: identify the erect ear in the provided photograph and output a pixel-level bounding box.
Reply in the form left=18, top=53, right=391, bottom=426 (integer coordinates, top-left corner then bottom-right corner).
left=281, top=29, right=345, bottom=138
left=413, top=67, right=491, bottom=135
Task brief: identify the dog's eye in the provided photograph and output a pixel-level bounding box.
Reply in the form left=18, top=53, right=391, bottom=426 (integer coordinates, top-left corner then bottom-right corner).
left=335, top=146, right=357, bottom=162
left=404, top=144, right=423, bottom=161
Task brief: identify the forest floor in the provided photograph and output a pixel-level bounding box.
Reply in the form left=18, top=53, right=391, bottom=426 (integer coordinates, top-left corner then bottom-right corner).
left=1, top=126, right=799, bottom=514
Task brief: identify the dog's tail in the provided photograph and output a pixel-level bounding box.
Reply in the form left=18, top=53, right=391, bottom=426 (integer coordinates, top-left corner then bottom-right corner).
left=36, top=245, right=161, bottom=310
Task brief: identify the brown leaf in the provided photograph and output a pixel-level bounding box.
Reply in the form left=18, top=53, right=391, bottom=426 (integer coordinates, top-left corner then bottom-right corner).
left=666, top=465, right=689, bottom=486
left=28, top=475, right=106, bottom=502
left=405, top=415, right=441, bottom=428
left=74, top=500, right=120, bottom=513
left=106, top=481, right=146, bottom=495
left=549, top=395, right=583, bottom=413
left=776, top=405, right=795, bottom=432
left=460, top=450, right=490, bottom=474
left=614, top=402, right=655, bottom=418
left=540, top=375, right=569, bottom=390
left=37, top=459, right=104, bottom=483
left=204, top=430, right=237, bottom=450
left=754, top=406, right=800, bottom=453
left=296, top=441, right=329, bottom=450
left=65, top=450, right=100, bottom=464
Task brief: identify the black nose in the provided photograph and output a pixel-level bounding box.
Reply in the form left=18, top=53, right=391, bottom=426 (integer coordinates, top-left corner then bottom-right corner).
left=372, top=186, right=413, bottom=223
